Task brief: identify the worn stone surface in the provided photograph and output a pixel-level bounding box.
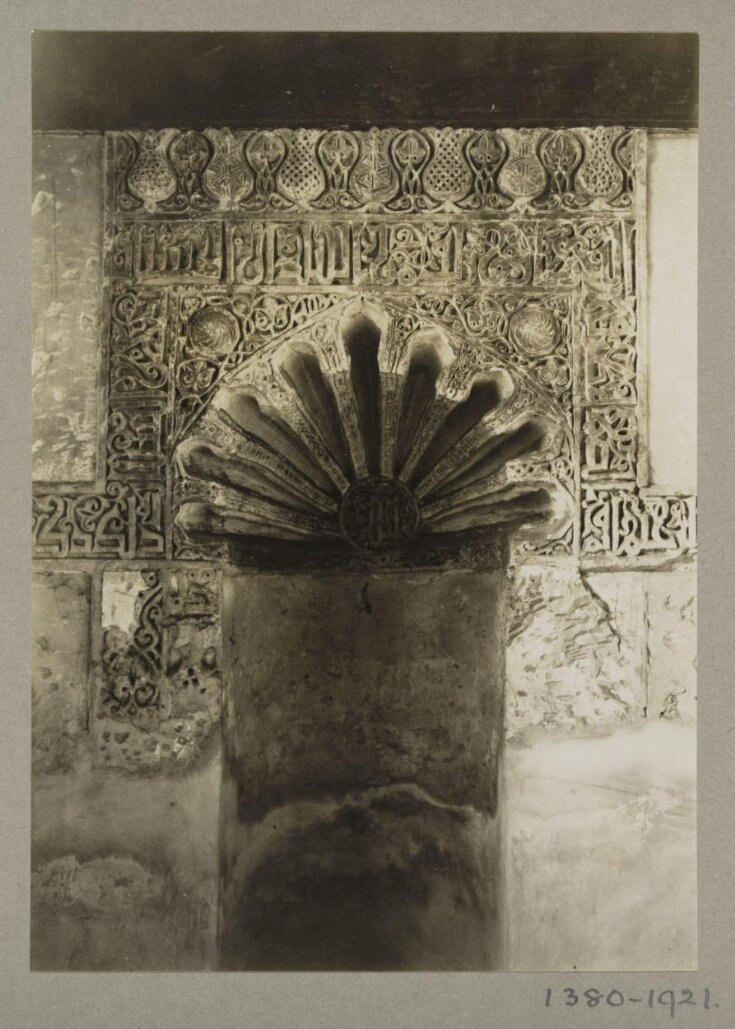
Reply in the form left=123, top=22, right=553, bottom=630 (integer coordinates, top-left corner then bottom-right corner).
left=505, top=563, right=646, bottom=742
left=31, top=855, right=214, bottom=971
left=220, top=567, right=506, bottom=969
left=32, top=132, right=103, bottom=483
left=220, top=783, right=503, bottom=971
left=223, top=569, right=505, bottom=818
left=505, top=721, right=696, bottom=970
left=32, top=571, right=91, bottom=773
left=31, top=747, right=221, bottom=970
left=645, top=567, right=697, bottom=722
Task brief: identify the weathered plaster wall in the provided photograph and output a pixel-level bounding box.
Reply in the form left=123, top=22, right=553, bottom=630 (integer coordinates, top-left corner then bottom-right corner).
left=504, top=562, right=696, bottom=969
left=32, top=756, right=222, bottom=971
left=505, top=721, right=696, bottom=970
left=31, top=569, right=222, bottom=970
left=220, top=570, right=506, bottom=970
left=32, top=571, right=91, bottom=773
left=32, top=133, right=103, bottom=484
left=646, top=131, right=698, bottom=491
left=497, top=130, right=698, bottom=970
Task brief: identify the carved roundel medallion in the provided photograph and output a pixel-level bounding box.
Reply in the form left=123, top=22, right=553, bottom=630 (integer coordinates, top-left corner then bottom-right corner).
left=508, top=306, right=560, bottom=357
left=339, top=477, right=420, bottom=551
left=188, top=308, right=241, bottom=354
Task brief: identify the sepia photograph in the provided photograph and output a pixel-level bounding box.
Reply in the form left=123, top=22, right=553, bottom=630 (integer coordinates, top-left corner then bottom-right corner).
left=26, top=29, right=703, bottom=976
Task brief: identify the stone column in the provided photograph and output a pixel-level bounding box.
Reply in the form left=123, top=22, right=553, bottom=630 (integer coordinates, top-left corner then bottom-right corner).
left=219, top=565, right=506, bottom=970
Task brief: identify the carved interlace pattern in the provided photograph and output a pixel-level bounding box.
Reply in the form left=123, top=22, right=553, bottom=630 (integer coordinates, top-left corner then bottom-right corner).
left=30, top=125, right=695, bottom=569
left=101, top=570, right=164, bottom=718
left=100, top=568, right=220, bottom=724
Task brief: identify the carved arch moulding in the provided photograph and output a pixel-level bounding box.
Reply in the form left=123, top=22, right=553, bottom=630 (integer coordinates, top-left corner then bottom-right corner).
left=32, top=126, right=695, bottom=568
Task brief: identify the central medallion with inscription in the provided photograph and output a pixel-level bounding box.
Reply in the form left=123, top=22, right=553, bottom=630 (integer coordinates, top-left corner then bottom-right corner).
left=339, top=477, right=421, bottom=551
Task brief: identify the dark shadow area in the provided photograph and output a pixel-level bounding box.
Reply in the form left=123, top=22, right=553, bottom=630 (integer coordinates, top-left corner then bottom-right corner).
left=344, top=317, right=383, bottom=476
left=32, top=32, right=698, bottom=131
left=395, top=346, right=444, bottom=477
left=280, top=348, right=352, bottom=478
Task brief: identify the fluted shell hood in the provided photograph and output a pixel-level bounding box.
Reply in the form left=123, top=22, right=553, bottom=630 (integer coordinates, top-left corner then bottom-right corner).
left=174, top=298, right=570, bottom=564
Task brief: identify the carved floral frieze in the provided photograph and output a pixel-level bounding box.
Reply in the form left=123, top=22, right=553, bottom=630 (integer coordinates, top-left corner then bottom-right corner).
left=109, top=127, right=642, bottom=216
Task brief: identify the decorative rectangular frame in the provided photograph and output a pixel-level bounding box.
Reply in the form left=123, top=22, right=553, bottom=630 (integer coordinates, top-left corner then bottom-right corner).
left=32, top=126, right=696, bottom=569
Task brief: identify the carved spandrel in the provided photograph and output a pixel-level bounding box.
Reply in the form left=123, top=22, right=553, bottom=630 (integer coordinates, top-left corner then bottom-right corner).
left=407, top=293, right=509, bottom=342
left=171, top=293, right=352, bottom=445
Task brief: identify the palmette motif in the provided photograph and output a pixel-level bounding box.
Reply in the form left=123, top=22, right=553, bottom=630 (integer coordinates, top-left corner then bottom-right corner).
left=125, top=131, right=177, bottom=210
left=202, top=129, right=253, bottom=208
left=110, top=126, right=640, bottom=213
